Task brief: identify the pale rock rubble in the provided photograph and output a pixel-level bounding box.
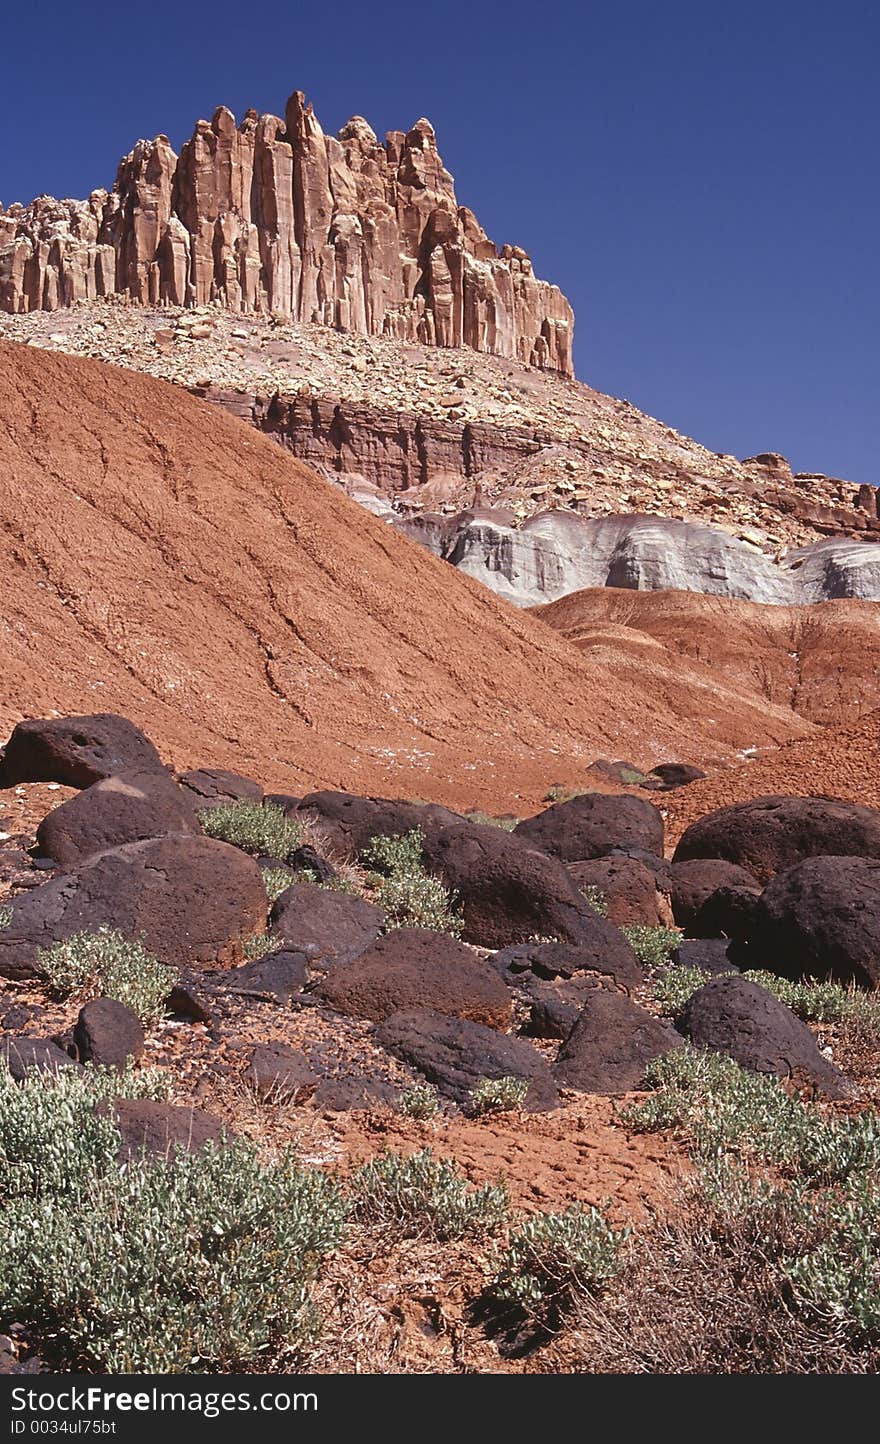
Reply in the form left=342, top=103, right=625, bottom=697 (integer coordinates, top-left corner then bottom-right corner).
left=1, top=295, right=877, bottom=606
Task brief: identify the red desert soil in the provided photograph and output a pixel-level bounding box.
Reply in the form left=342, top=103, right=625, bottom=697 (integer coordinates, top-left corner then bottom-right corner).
left=664, top=707, right=880, bottom=842
left=323, top=1103, right=682, bottom=1222
left=533, top=586, right=880, bottom=730
left=0, top=341, right=817, bottom=811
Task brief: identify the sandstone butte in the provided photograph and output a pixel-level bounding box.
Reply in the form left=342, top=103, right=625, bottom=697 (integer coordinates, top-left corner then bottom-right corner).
left=0, top=90, right=573, bottom=377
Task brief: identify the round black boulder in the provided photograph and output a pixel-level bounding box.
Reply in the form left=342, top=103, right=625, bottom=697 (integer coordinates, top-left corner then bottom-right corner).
left=676, top=974, right=847, bottom=1096
left=0, top=713, right=164, bottom=789
left=513, top=792, right=664, bottom=863
left=296, top=791, right=463, bottom=858
left=750, top=855, right=880, bottom=988
left=553, top=991, right=682, bottom=1094
left=672, top=795, right=880, bottom=884
left=73, top=997, right=145, bottom=1069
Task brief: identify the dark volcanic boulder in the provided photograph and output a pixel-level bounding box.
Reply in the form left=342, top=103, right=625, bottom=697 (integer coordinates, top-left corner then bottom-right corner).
left=643, top=763, right=707, bottom=791
left=111, top=1099, right=230, bottom=1159
left=312, top=1076, right=398, bottom=1110
left=672, top=796, right=880, bottom=884
left=0, top=713, right=164, bottom=789
left=375, top=1008, right=559, bottom=1111
left=73, top=997, right=144, bottom=1068
left=670, top=938, right=739, bottom=976
left=178, top=768, right=264, bottom=810
left=751, top=856, right=880, bottom=988
left=0, top=1035, right=80, bottom=1080
left=668, top=858, right=760, bottom=930
left=677, top=974, right=847, bottom=1096
left=319, top=928, right=513, bottom=1028
left=297, top=791, right=463, bottom=858
left=567, top=855, right=664, bottom=926
left=245, top=1043, right=317, bottom=1102
left=514, top=792, right=664, bottom=863
left=688, top=884, right=762, bottom=941
left=491, top=933, right=642, bottom=990
left=553, top=991, right=683, bottom=1094
left=169, top=948, right=312, bottom=1020
left=224, top=949, right=311, bottom=1002
left=284, top=845, right=338, bottom=884
left=522, top=976, right=603, bottom=1039
left=419, top=820, right=612, bottom=950
left=0, top=835, right=268, bottom=979
left=270, top=882, right=383, bottom=967
left=604, top=846, right=675, bottom=891
left=36, top=770, right=200, bottom=868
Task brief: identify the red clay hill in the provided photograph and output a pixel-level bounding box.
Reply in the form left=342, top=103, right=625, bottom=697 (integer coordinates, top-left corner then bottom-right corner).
left=0, top=341, right=828, bottom=810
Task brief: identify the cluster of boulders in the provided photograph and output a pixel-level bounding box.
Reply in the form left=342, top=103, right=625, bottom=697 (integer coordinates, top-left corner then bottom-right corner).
left=2, top=712, right=877, bottom=1148
left=668, top=794, right=880, bottom=990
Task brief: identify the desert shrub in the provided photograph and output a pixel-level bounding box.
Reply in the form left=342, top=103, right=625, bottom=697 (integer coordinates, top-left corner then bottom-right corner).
left=0, top=1063, right=170, bottom=1203
left=618, top=766, right=649, bottom=785
left=623, top=1048, right=880, bottom=1185
left=587, top=1050, right=880, bottom=1368
left=654, top=963, right=715, bottom=1014
left=572, top=1158, right=880, bottom=1372
left=784, top=1171, right=880, bottom=1340
left=361, top=830, right=463, bottom=936
left=37, top=927, right=176, bottom=1027
left=397, top=1085, right=441, bottom=1120
left=464, top=810, right=518, bottom=831
left=260, top=862, right=356, bottom=903
left=542, top=785, right=586, bottom=804
left=620, top=924, right=680, bottom=971
left=240, top=931, right=281, bottom=962
left=260, top=865, right=296, bottom=905
left=348, top=1148, right=509, bottom=1241
left=0, top=1138, right=347, bottom=1373
left=201, top=800, right=302, bottom=862
left=361, top=829, right=424, bottom=877
left=468, top=1076, right=529, bottom=1116
left=579, top=884, right=608, bottom=917
left=490, top=1206, right=628, bottom=1327
left=375, top=872, right=463, bottom=933
left=743, top=970, right=880, bottom=1029
left=0, top=1062, right=345, bottom=1371
left=301, top=870, right=358, bottom=895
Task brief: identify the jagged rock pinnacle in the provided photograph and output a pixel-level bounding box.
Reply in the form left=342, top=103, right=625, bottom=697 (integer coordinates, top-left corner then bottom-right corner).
left=0, top=89, right=574, bottom=374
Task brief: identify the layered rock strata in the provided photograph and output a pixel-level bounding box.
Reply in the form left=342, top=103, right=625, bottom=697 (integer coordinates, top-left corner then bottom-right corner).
left=0, top=93, right=573, bottom=374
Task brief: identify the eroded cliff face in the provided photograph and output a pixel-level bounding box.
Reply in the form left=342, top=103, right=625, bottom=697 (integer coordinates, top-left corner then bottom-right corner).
left=0, top=93, right=573, bottom=374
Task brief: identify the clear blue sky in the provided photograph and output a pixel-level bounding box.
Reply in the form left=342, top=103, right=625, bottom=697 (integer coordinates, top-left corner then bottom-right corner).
left=2, top=1, right=876, bottom=482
